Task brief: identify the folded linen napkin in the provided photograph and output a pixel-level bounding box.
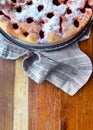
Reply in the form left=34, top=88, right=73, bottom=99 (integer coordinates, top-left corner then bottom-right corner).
left=0, top=30, right=92, bottom=96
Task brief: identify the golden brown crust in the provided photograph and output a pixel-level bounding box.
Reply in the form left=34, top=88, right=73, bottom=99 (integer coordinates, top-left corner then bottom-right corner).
left=78, top=8, right=92, bottom=28
left=0, top=18, right=38, bottom=44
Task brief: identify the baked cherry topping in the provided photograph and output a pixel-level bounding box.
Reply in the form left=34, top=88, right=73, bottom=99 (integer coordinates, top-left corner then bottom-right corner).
left=26, top=17, right=33, bottom=23
left=47, top=12, right=54, bottom=18
left=38, top=5, right=44, bottom=12
left=13, top=23, right=19, bottom=29
left=82, top=2, right=92, bottom=12
left=52, top=0, right=60, bottom=6
left=74, top=19, right=79, bottom=28
left=0, top=11, right=4, bottom=15
left=59, top=17, right=62, bottom=32
left=64, top=0, right=68, bottom=4
left=4, top=14, right=11, bottom=20
left=91, top=6, right=93, bottom=11
left=15, top=6, right=22, bottom=12
left=23, top=32, right=29, bottom=37
left=85, top=2, right=91, bottom=8
left=39, top=30, right=44, bottom=39
left=39, top=20, right=45, bottom=25
left=80, top=8, right=85, bottom=13
left=11, top=0, right=16, bottom=3
left=0, top=11, right=10, bottom=19
left=26, top=1, right=33, bottom=5
left=67, top=8, right=72, bottom=14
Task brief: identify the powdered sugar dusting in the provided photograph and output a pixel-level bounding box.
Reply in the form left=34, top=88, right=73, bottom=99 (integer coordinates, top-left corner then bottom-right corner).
left=67, top=0, right=86, bottom=10
left=0, top=0, right=5, bottom=4
left=0, top=0, right=89, bottom=43
left=15, top=0, right=67, bottom=42
left=15, top=1, right=67, bottom=21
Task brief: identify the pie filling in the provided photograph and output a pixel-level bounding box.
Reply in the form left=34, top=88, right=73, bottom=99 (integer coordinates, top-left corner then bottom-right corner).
left=0, top=0, right=93, bottom=44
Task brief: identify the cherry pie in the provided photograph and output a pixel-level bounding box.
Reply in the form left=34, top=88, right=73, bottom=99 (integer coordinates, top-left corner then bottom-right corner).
left=0, top=0, right=93, bottom=44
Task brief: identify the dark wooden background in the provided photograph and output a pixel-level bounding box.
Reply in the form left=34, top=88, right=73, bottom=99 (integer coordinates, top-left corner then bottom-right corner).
left=0, top=29, right=93, bottom=130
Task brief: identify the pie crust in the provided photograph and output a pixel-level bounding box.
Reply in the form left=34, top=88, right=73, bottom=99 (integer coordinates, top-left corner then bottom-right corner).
left=0, top=0, right=93, bottom=45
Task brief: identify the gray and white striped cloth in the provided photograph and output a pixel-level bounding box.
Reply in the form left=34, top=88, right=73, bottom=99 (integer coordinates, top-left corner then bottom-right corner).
left=0, top=31, right=92, bottom=96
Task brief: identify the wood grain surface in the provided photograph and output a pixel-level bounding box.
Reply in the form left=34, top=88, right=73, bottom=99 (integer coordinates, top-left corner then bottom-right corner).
left=0, top=29, right=93, bottom=130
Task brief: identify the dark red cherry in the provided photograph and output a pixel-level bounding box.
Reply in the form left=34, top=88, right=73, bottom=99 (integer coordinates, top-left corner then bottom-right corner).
left=13, top=23, right=19, bottom=29
left=47, top=12, right=54, bottom=18
left=4, top=14, right=11, bottom=20
left=0, top=11, right=10, bottom=19
left=11, top=0, right=16, bottom=3
left=52, top=0, right=60, bottom=6
left=15, top=6, right=22, bottom=12
left=39, top=30, right=44, bottom=39
left=59, top=17, right=62, bottom=32
left=26, top=17, right=33, bottom=23
left=23, top=32, right=29, bottom=37
left=67, top=8, right=72, bottom=14
left=85, top=2, right=91, bottom=8
left=64, top=0, right=68, bottom=4
left=38, top=5, right=44, bottom=12
left=39, top=20, right=45, bottom=24
left=0, top=11, right=4, bottom=15
left=26, top=1, right=33, bottom=5
left=80, top=8, right=85, bottom=13
left=74, top=19, right=79, bottom=28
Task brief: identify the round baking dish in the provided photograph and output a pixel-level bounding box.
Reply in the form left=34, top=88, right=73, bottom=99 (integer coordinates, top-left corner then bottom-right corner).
left=0, top=18, right=93, bottom=52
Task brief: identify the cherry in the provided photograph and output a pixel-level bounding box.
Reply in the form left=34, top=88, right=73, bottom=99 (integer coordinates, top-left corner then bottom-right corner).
left=67, top=8, right=72, bottom=14
left=26, top=1, right=33, bottom=5
left=74, top=20, right=79, bottom=28
left=38, top=5, right=44, bottom=12
left=47, top=12, right=54, bottom=18
left=39, top=20, right=45, bottom=24
left=13, top=23, right=19, bottom=29
left=0, top=11, right=4, bottom=15
left=64, top=0, right=68, bottom=4
left=39, top=30, right=44, bottom=39
left=4, top=15, right=11, bottom=20
left=0, top=11, right=10, bottom=19
left=91, top=6, right=93, bottom=11
left=23, top=32, right=29, bottom=37
left=59, top=17, right=62, bottom=32
left=80, top=8, right=85, bottom=13
left=52, top=0, right=60, bottom=6
left=11, top=0, right=16, bottom=3
left=26, top=17, right=33, bottom=23
left=85, top=2, right=91, bottom=8
left=15, top=6, right=22, bottom=12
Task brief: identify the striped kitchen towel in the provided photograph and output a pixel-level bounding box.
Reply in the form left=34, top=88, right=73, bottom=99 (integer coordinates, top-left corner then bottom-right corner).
left=0, top=31, right=92, bottom=96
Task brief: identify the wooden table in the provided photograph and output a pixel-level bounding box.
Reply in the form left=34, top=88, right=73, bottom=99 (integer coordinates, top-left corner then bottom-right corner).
left=0, top=29, right=93, bottom=130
